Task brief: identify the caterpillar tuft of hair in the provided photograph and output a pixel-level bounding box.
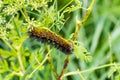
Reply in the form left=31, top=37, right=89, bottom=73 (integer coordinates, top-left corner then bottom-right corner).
left=28, top=27, right=73, bottom=54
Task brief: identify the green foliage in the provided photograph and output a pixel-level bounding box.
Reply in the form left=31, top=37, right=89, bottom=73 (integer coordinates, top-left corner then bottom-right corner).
left=0, top=0, right=120, bottom=80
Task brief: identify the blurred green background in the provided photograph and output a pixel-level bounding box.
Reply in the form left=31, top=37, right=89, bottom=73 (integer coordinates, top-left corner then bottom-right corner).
left=0, top=0, right=120, bottom=80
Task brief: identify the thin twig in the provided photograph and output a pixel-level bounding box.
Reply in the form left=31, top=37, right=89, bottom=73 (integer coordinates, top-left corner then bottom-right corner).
left=61, top=63, right=120, bottom=79
left=58, top=55, right=70, bottom=80
left=16, top=50, right=25, bottom=73
left=58, top=0, right=74, bottom=13
left=48, top=55, right=59, bottom=79
left=29, top=52, right=50, bottom=78
left=46, top=46, right=59, bottom=79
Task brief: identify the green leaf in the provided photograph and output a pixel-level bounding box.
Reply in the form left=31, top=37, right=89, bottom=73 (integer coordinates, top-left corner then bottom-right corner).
left=74, top=44, right=92, bottom=62
left=115, top=74, right=120, bottom=80
left=0, top=48, right=13, bottom=58
left=0, top=60, right=9, bottom=73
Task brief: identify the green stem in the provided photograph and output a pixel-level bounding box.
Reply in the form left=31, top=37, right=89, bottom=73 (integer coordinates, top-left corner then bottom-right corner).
left=20, top=8, right=30, bottom=22
left=29, top=52, right=50, bottom=78
left=13, top=18, right=21, bottom=37
left=58, top=0, right=74, bottom=13
left=16, top=50, right=25, bottom=73
left=1, top=38, right=15, bottom=52
left=72, top=0, right=94, bottom=41
left=61, top=63, right=120, bottom=79
left=1, top=38, right=25, bottom=74
left=48, top=55, right=59, bottom=79
left=46, top=46, right=58, bottom=79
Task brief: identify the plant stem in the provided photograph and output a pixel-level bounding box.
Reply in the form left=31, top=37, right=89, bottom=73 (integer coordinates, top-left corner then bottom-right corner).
left=46, top=46, right=59, bottom=79
left=58, top=55, right=70, bottom=80
left=48, top=55, right=59, bottom=79
left=73, top=0, right=94, bottom=41
left=16, top=50, right=25, bottom=73
left=20, top=8, right=30, bottom=22
left=29, top=52, right=49, bottom=78
left=1, top=38, right=15, bottom=52
left=58, top=0, right=74, bottom=13
left=61, top=63, right=120, bottom=79
left=58, top=0, right=95, bottom=79
left=1, top=38, right=25, bottom=74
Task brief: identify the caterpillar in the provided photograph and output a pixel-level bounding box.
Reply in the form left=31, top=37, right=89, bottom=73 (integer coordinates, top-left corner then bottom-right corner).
left=28, top=27, right=73, bottom=54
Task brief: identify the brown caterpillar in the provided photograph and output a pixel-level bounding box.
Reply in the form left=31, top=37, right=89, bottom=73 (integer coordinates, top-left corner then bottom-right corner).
left=28, top=27, right=73, bottom=54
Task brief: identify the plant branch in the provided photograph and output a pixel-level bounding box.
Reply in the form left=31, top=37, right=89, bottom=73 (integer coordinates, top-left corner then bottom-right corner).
left=58, top=0, right=74, bottom=13
left=72, top=0, right=94, bottom=41
left=16, top=50, right=25, bottom=73
left=29, top=51, right=50, bottom=78
left=58, top=0, right=95, bottom=79
left=61, top=63, right=120, bottom=79
left=48, top=54, right=59, bottom=79
left=1, top=38, right=25, bottom=74
left=58, top=55, right=70, bottom=80
left=45, top=46, right=58, bottom=79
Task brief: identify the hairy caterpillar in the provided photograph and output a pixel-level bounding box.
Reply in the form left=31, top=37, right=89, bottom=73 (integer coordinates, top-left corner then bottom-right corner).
left=28, top=27, right=73, bottom=54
